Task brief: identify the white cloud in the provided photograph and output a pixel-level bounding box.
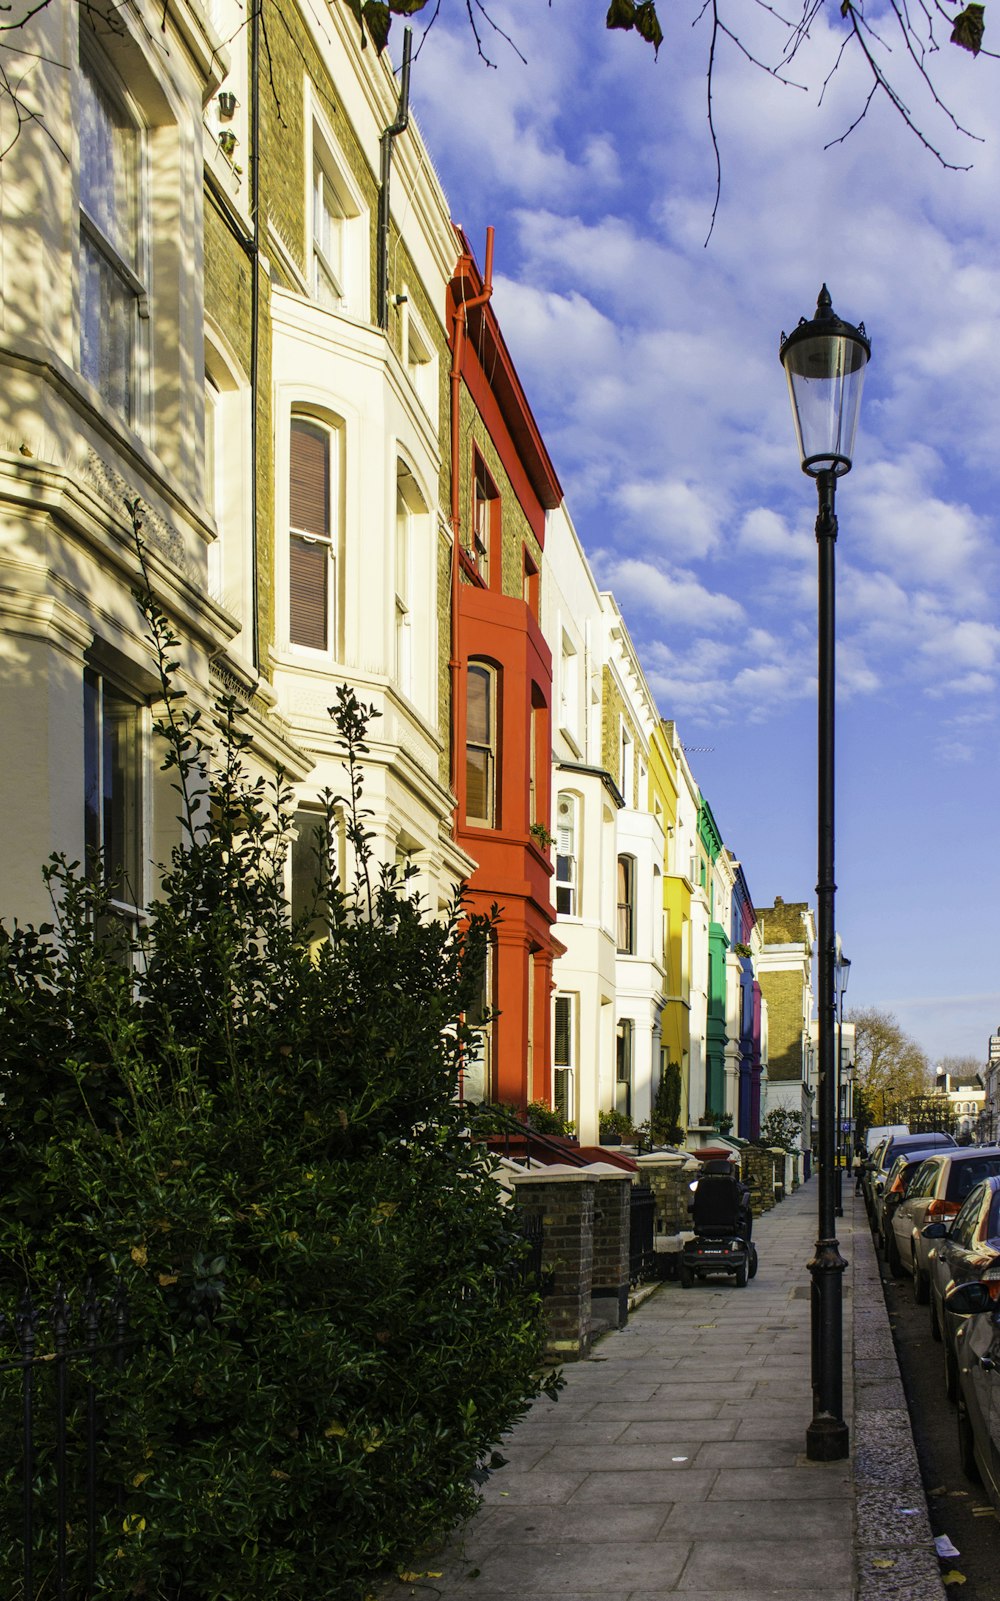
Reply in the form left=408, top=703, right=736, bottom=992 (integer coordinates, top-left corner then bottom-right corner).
left=592, top=554, right=745, bottom=630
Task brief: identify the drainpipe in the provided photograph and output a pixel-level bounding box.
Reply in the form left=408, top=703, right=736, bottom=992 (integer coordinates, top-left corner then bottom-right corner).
left=376, top=28, right=412, bottom=331
left=448, top=226, right=494, bottom=798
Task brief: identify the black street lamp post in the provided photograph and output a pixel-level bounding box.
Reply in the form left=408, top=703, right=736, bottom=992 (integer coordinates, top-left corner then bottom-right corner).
left=780, top=285, right=870, bottom=1463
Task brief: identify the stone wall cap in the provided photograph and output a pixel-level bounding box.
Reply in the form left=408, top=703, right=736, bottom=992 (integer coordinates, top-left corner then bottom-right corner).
left=636, top=1152, right=698, bottom=1170
left=508, top=1167, right=599, bottom=1186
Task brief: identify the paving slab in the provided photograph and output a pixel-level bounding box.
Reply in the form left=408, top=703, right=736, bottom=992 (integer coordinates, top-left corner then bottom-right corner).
left=379, top=1182, right=949, bottom=1601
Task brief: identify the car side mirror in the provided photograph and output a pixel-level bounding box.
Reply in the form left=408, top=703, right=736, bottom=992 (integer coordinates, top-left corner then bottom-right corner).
left=921, top=1221, right=948, bottom=1240
left=944, top=1281, right=994, bottom=1316
left=874, top=1180, right=884, bottom=1194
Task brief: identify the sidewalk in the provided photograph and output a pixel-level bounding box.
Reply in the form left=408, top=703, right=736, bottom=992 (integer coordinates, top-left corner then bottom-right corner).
left=384, top=1180, right=949, bottom=1600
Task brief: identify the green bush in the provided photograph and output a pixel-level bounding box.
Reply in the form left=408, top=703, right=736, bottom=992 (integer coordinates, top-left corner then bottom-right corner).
left=756, top=1108, right=803, bottom=1150
left=0, top=511, right=555, bottom=1599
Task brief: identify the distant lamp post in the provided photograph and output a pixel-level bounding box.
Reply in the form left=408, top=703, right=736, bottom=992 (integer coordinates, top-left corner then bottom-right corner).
left=835, top=944, right=851, bottom=1216
left=780, top=285, right=870, bottom=1463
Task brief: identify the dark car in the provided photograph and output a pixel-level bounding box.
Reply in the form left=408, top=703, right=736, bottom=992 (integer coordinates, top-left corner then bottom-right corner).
left=890, top=1148, right=1000, bottom=1300
left=943, top=1240, right=1000, bottom=1514
left=865, top=1131, right=957, bottom=1241
left=924, top=1174, right=1000, bottom=1405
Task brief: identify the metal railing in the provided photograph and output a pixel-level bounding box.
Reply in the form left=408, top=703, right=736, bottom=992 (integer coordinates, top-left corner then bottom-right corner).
left=629, top=1184, right=656, bottom=1286
left=0, top=1281, right=134, bottom=1600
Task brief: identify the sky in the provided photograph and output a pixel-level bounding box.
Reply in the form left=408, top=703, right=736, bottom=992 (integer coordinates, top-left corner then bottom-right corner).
left=399, top=0, right=1000, bottom=1068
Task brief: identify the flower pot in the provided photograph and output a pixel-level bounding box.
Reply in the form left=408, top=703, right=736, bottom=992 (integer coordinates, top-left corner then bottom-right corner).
left=218, top=131, right=238, bottom=159
left=218, top=91, right=238, bottom=120
left=599, top=1133, right=622, bottom=1146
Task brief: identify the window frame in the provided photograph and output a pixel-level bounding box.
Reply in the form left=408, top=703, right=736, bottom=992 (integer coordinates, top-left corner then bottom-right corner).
left=77, top=31, right=149, bottom=427
left=555, top=791, right=578, bottom=917
left=287, top=413, right=338, bottom=657
left=617, top=854, right=635, bottom=954
left=468, top=453, right=498, bottom=586
left=465, top=660, right=500, bottom=829
left=83, top=663, right=148, bottom=936
left=554, top=992, right=576, bottom=1126
left=305, top=89, right=368, bottom=321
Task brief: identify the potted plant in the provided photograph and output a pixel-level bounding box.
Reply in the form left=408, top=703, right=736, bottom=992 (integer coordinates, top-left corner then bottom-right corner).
left=598, top=1108, right=635, bottom=1146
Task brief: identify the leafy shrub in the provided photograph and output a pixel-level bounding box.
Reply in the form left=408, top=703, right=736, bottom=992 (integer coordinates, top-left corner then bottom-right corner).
left=756, top=1108, right=804, bottom=1150
left=0, top=512, right=554, bottom=1600
left=598, top=1107, right=635, bottom=1139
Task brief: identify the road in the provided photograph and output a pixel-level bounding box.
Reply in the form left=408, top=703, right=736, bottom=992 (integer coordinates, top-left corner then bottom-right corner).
left=873, top=1228, right=999, bottom=1596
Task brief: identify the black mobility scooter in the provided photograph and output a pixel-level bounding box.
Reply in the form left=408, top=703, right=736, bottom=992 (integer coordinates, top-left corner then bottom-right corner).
left=680, top=1160, right=758, bottom=1288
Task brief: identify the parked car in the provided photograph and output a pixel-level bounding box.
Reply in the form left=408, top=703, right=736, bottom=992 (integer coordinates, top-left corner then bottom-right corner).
left=890, top=1148, right=1000, bottom=1299
left=944, top=1267, right=1000, bottom=1513
left=865, top=1131, right=957, bottom=1239
left=923, top=1174, right=1000, bottom=1404
left=879, top=1152, right=938, bottom=1274
left=866, top=1123, right=909, bottom=1156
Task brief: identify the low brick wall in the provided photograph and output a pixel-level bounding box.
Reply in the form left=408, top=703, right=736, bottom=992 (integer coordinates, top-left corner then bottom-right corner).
left=590, top=1173, right=632, bottom=1330
left=741, top=1146, right=778, bottom=1215
left=510, top=1172, right=597, bottom=1361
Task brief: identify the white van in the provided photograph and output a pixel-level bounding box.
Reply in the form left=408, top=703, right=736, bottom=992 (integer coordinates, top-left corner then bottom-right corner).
left=866, top=1123, right=909, bottom=1155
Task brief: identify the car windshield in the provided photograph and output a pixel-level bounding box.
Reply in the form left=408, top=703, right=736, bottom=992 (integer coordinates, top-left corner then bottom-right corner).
left=988, top=1187, right=1000, bottom=1240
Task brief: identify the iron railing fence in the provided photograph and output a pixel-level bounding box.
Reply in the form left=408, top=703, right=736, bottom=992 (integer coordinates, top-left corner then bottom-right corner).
left=0, top=1281, right=135, bottom=1601
left=629, top=1183, right=657, bottom=1286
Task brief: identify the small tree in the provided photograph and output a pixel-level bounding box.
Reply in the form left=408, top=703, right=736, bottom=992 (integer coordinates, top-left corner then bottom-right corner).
left=0, top=507, right=555, bottom=1599
left=757, top=1109, right=803, bottom=1151
left=650, top=1062, right=684, bottom=1146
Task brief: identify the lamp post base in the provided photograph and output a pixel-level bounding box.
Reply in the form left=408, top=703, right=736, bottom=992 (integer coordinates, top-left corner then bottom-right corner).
left=806, top=1414, right=850, bottom=1461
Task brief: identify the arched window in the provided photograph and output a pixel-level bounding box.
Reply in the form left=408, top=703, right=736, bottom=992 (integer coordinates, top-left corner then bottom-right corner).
left=555, top=792, right=579, bottom=916
left=289, top=417, right=336, bottom=653
left=617, top=855, right=635, bottom=954
left=466, top=662, right=499, bottom=827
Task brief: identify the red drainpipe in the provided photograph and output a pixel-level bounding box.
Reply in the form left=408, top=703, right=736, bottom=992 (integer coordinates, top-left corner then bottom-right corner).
left=448, top=226, right=494, bottom=800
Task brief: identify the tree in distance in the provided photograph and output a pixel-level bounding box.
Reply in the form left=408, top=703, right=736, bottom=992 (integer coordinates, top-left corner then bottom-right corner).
left=850, top=1006, right=932, bottom=1132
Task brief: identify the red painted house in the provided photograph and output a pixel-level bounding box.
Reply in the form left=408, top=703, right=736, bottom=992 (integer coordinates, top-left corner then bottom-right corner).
left=448, top=229, right=562, bottom=1111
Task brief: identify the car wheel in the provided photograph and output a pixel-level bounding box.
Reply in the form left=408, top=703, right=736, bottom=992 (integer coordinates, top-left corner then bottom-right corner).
left=885, top=1229, right=903, bottom=1278
left=912, top=1256, right=929, bottom=1305
left=957, top=1393, right=981, bottom=1483
left=735, top=1261, right=748, bottom=1288
left=929, top=1293, right=941, bottom=1343
left=680, top=1266, right=693, bottom=1289
left=944, top=1340, right=959, bottom=1404
left=748, top=1245, right=759, bottom=1280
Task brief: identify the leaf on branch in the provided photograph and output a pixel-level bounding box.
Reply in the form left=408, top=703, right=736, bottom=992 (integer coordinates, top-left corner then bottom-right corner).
left=950, top=3, right=985, bottom=53
left=634, top=0, right=663, bottom=54
left=362, top=0, right=391, bottom=50
left=606, top=0, right=636, bottom=33
left=389, top=0, right=428, bottom=12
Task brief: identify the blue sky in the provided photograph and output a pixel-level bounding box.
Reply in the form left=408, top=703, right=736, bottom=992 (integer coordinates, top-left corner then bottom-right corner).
left=402, top=0, right=1000, bottom=1066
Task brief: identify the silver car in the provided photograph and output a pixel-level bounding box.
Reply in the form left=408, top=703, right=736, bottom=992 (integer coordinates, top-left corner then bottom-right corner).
left=924, top=1174, right=1000, bottom=1405
left=944, top=1263, right=1000, bottom=1514
left=892, top=1148, right=1000, bottom=1304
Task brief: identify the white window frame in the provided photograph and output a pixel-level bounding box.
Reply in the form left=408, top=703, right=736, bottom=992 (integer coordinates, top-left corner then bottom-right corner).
left=205, top=332, right=253, bottom=651
left=78, top=32, right=149, bottom=428
left=83, top=663, right=149, bottom=937
left=554, top=993, right=576, bottom=1126
left=395, top=474, right=412, bottom=701
left=288, top=413, right=339, bottom=658
left=401, top=287, right=438, bottom=424
left=555, top=791, right=578, bottom=917
left=305, top=83, right=368, bottom=321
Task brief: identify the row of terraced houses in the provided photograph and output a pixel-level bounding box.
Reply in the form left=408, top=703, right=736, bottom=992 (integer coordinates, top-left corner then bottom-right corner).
left=0, top=0, right=823, bottom=1152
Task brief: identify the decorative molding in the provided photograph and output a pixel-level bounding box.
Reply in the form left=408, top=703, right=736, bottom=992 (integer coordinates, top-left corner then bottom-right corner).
left=80, top=449, right=194, bottom=580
